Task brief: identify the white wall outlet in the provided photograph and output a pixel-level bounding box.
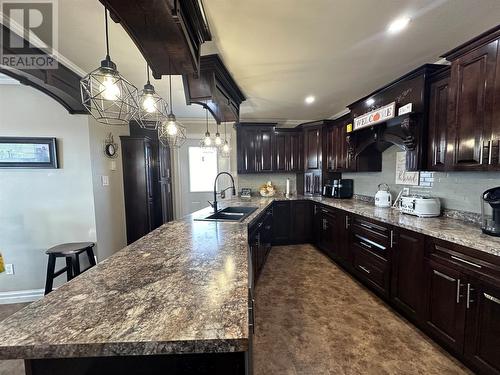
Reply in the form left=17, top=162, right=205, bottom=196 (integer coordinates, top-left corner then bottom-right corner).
left=101, top=175, right=109, bottom=186
left=110, top=161, right=117, bottom=171
left=5, top=263, right=14, bottom=275
left=402, top=187, right=410, bottom=196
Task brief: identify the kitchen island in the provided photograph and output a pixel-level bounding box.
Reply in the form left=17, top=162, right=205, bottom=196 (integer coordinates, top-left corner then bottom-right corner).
left=0, top=196, right=499, bottom=375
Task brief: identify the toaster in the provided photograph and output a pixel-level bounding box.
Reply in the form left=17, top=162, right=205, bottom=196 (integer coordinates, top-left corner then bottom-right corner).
left=400, top=196, right=441, bottom=218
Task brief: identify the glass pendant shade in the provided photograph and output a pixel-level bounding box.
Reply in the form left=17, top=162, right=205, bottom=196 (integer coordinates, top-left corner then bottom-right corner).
left=200, top=107, right=212, bottom=148
left=135, top=82, right=168, bottom=130
left=80, top=8, right=138, bottom=125
left=219, top=122, right=231, bottom=158
left=158, top=113, right=187, bottom=148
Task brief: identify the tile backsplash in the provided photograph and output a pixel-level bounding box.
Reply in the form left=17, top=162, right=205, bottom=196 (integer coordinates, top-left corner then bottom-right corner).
left=343, top=145, right=500, bottom=214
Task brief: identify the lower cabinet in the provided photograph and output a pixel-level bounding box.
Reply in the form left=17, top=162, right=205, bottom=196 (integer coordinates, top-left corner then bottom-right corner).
left=317, top=207, right=337, bottom=258
left=391, top=228, right=425, bottom=321
left=272, top=200, right=312, bottom=245
left=272, top=201, right=291, bottom=244
left=249, top=207, right=273, bottom=283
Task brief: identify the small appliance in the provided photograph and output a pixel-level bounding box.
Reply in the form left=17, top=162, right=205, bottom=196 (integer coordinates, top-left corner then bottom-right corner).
left=481, top=187, right=500, bottom=237
left=333, top=179, right=353, bottom=199
left=400, top=196, right=441, bottom=218
left=322, top=183, right=334, bottom=197
left=375, top=183, right=392, bottom=208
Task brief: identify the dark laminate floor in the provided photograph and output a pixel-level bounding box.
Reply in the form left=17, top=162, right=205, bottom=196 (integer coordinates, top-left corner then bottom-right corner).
left=0, top=303, right=28, bottom=375
left=253, top=244, right=473, bottom=375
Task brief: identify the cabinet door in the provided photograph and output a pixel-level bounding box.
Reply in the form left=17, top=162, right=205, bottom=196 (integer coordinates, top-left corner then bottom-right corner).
left=237, top=128, right=257, bottom=173
left=159, top=144, right=174, bottom=223
left=312, top=170, right=322, bottom=195
left=274, top=133, right=288, bottom=172
left=290, top=132, right=303, bottom=172
left=312, top=204, right=321, bottom=245
left=305, top=126, right=322, bottom=169
left=325, top=126, right=335, bottom=171
left=291, top=201, right=311, bottom=243
left=447, top=39, right=498, bottom=170
left=428, top=74, right=450, bottom=170
left=423, top=259, right=466, bottom=353
left=336, top=210, right=351, bottom=265
left=272, top=201, right=291, bottom=244
left=256, top=129, right=274, bottom=172
left=391, top=228, right=425, bottom=321
left=318, top=209, right=336, bottom=258
left=464, top=279, right=500, bottom=375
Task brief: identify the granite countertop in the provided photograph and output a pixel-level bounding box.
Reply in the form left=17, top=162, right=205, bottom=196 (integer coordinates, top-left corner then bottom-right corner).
left=0, top=195, right=498, bottom=361
left=0, top=203, right=272, bottom=360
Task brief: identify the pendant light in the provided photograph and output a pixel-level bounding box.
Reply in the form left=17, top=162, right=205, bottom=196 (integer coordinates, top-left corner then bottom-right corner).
left=158, top=74, right=186, bottom=148
left=80, top=7, right=138, bottom=125
left=200, top=106, right=212, bottom=148
left=214, top=122, right=222, bottom=147
left=134, top=64, right=168, bottom=130
left=220, top=122, right=231, bottom=158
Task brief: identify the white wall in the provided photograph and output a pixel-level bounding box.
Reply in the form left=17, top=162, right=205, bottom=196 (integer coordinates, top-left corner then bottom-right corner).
left=0, top=85, right=97, bottom=293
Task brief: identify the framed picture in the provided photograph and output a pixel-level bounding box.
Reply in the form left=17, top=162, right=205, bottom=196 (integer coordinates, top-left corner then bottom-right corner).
left=0, top=137, right=59, bottom=169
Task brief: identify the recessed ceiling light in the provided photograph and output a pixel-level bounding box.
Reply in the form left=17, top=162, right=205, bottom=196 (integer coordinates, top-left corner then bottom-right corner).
left=388, top=16, right=411, bottom=34
left=305, top=96, right=315, bottom=104
left=365, top=98, right=375, bottom=106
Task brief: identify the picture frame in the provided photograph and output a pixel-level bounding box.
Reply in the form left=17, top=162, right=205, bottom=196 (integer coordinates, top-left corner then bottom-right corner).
left=0, top=137, right=59, bottom=169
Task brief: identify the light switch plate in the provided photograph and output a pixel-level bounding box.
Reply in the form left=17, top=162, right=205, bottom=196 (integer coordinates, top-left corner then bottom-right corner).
left=101, top=175, right=109, bottom=186
left=5, top=263, right=14, bottom=275
left=110, top=161, right=117, bottom=171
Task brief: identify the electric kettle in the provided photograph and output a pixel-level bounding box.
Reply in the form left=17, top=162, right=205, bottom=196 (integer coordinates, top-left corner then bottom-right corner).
left=375, top=183, right=392, bottom=208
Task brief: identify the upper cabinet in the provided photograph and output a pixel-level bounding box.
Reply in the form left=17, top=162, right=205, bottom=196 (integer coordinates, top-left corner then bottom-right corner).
left=236, top=124, right=303, bottom=174
left=101, top=0, right=211, bottom=78
left=302, top=121, right=323, bottom=170
left=236, top=123, right=276, bottom=174
left=427, top=67, right=451, bottom=171
left=183, top=55, right=246, bottom=123
left=324, top=114, right=356, bottom=172
left=441, top=25, right=500, bottom=171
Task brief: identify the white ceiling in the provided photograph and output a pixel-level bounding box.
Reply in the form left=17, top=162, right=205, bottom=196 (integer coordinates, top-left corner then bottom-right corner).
left=20, top=1, right=500, bottom=122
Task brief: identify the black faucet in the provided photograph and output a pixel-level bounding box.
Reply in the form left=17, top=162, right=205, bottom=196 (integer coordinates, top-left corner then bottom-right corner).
left=209, top=172, right=236, bottom=213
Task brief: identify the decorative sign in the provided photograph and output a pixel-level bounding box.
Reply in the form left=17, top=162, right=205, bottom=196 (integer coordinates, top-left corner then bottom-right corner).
left=398, top=102, right=413, bottom=116
left=346, top=123, right=353, bottom=133
left=395, top=152, right=420, bottom=186
left=353, top=102, right=396, bottom=131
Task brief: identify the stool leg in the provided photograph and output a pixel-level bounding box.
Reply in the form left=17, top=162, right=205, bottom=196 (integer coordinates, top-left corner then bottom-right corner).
left=65, top=257, right=74, bottom=281
left=44, top=254, right=56, bottom=295
left=72, top=254, right=81, bottom=276
left=86, top=247, right=96, bottom=267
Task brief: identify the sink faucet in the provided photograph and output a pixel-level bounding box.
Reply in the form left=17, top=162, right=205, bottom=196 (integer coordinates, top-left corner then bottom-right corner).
left=209, top=172, right=236, bottom=213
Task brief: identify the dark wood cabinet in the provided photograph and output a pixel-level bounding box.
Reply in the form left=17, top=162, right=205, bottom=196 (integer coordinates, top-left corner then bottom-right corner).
left=249, top=207, right=273, bottom=283
left=304, top=170, right=322, bottom=195
left=236, top=124, right=275, bottom=174
left=290, top=201, right=312, bottom=243
left=427, top=68, right=450, bottom=171
left=274, top=130, right=303, bottom=172
left=324, top=114, right=354, bottom=172
left=423, top=258, right=467, bottom=353
left=317, top=207, right=336, bottom=258
left=272, top=201, right=291, bottom=245
left=391, top=228, right=425, bottom=321
left=303, top=124, right=322, bottom=170
left=464, top=278, right=500, bottom=375
left=443, top=26, right=500, bottom=171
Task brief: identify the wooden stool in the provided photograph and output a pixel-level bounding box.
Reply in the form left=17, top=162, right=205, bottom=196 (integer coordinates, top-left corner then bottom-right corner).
left=44, top=242, right=96, bottom=295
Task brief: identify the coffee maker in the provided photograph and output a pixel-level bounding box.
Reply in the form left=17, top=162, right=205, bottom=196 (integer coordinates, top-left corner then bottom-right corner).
left=481, top=187, right=500, bottom=237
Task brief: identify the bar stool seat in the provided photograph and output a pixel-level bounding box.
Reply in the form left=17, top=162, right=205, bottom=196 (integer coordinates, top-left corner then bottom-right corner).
left=44, top=242, right=96, bottom=295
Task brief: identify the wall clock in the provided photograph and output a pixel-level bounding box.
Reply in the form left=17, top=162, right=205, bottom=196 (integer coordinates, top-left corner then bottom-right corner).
left=104, top=133, right=119, bottom=159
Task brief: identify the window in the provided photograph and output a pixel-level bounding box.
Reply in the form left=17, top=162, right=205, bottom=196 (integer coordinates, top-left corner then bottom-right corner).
left=188, top=146, right=218, bottom=192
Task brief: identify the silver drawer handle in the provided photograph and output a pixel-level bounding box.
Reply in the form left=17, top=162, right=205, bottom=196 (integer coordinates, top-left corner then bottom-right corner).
left=484, top=293, right=500, bottom=305
left=355, top=234, right=386, bottom=251
left=433, top=269, right=456, bottom=282
left=451, top=256, right=482, bottom=269
left=360, top=223, right=373, bottom=230
left=360, top=242, right=372, bottom=249
left=359, top=265, right=371, bottom=274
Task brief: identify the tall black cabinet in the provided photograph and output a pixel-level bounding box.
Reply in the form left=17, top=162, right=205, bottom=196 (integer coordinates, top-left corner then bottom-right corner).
left=120, top=126, right=174, bottom=244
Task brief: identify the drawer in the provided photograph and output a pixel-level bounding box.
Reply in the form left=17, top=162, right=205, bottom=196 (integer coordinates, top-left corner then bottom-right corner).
left=426, top=237, right=500, bottom=284
left=351, top=230, right=389, bottom=260
left=352, top=242, right=390, bottom=296
left=351, top=215, right=392, bottom=248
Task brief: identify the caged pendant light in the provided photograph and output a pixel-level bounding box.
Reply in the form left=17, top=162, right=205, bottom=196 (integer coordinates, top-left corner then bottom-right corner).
left=134, top=64, right=168, bottom=130
left=158, top=74, right=187, bottom=148
left=80, top=7, right=138, bottom=125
